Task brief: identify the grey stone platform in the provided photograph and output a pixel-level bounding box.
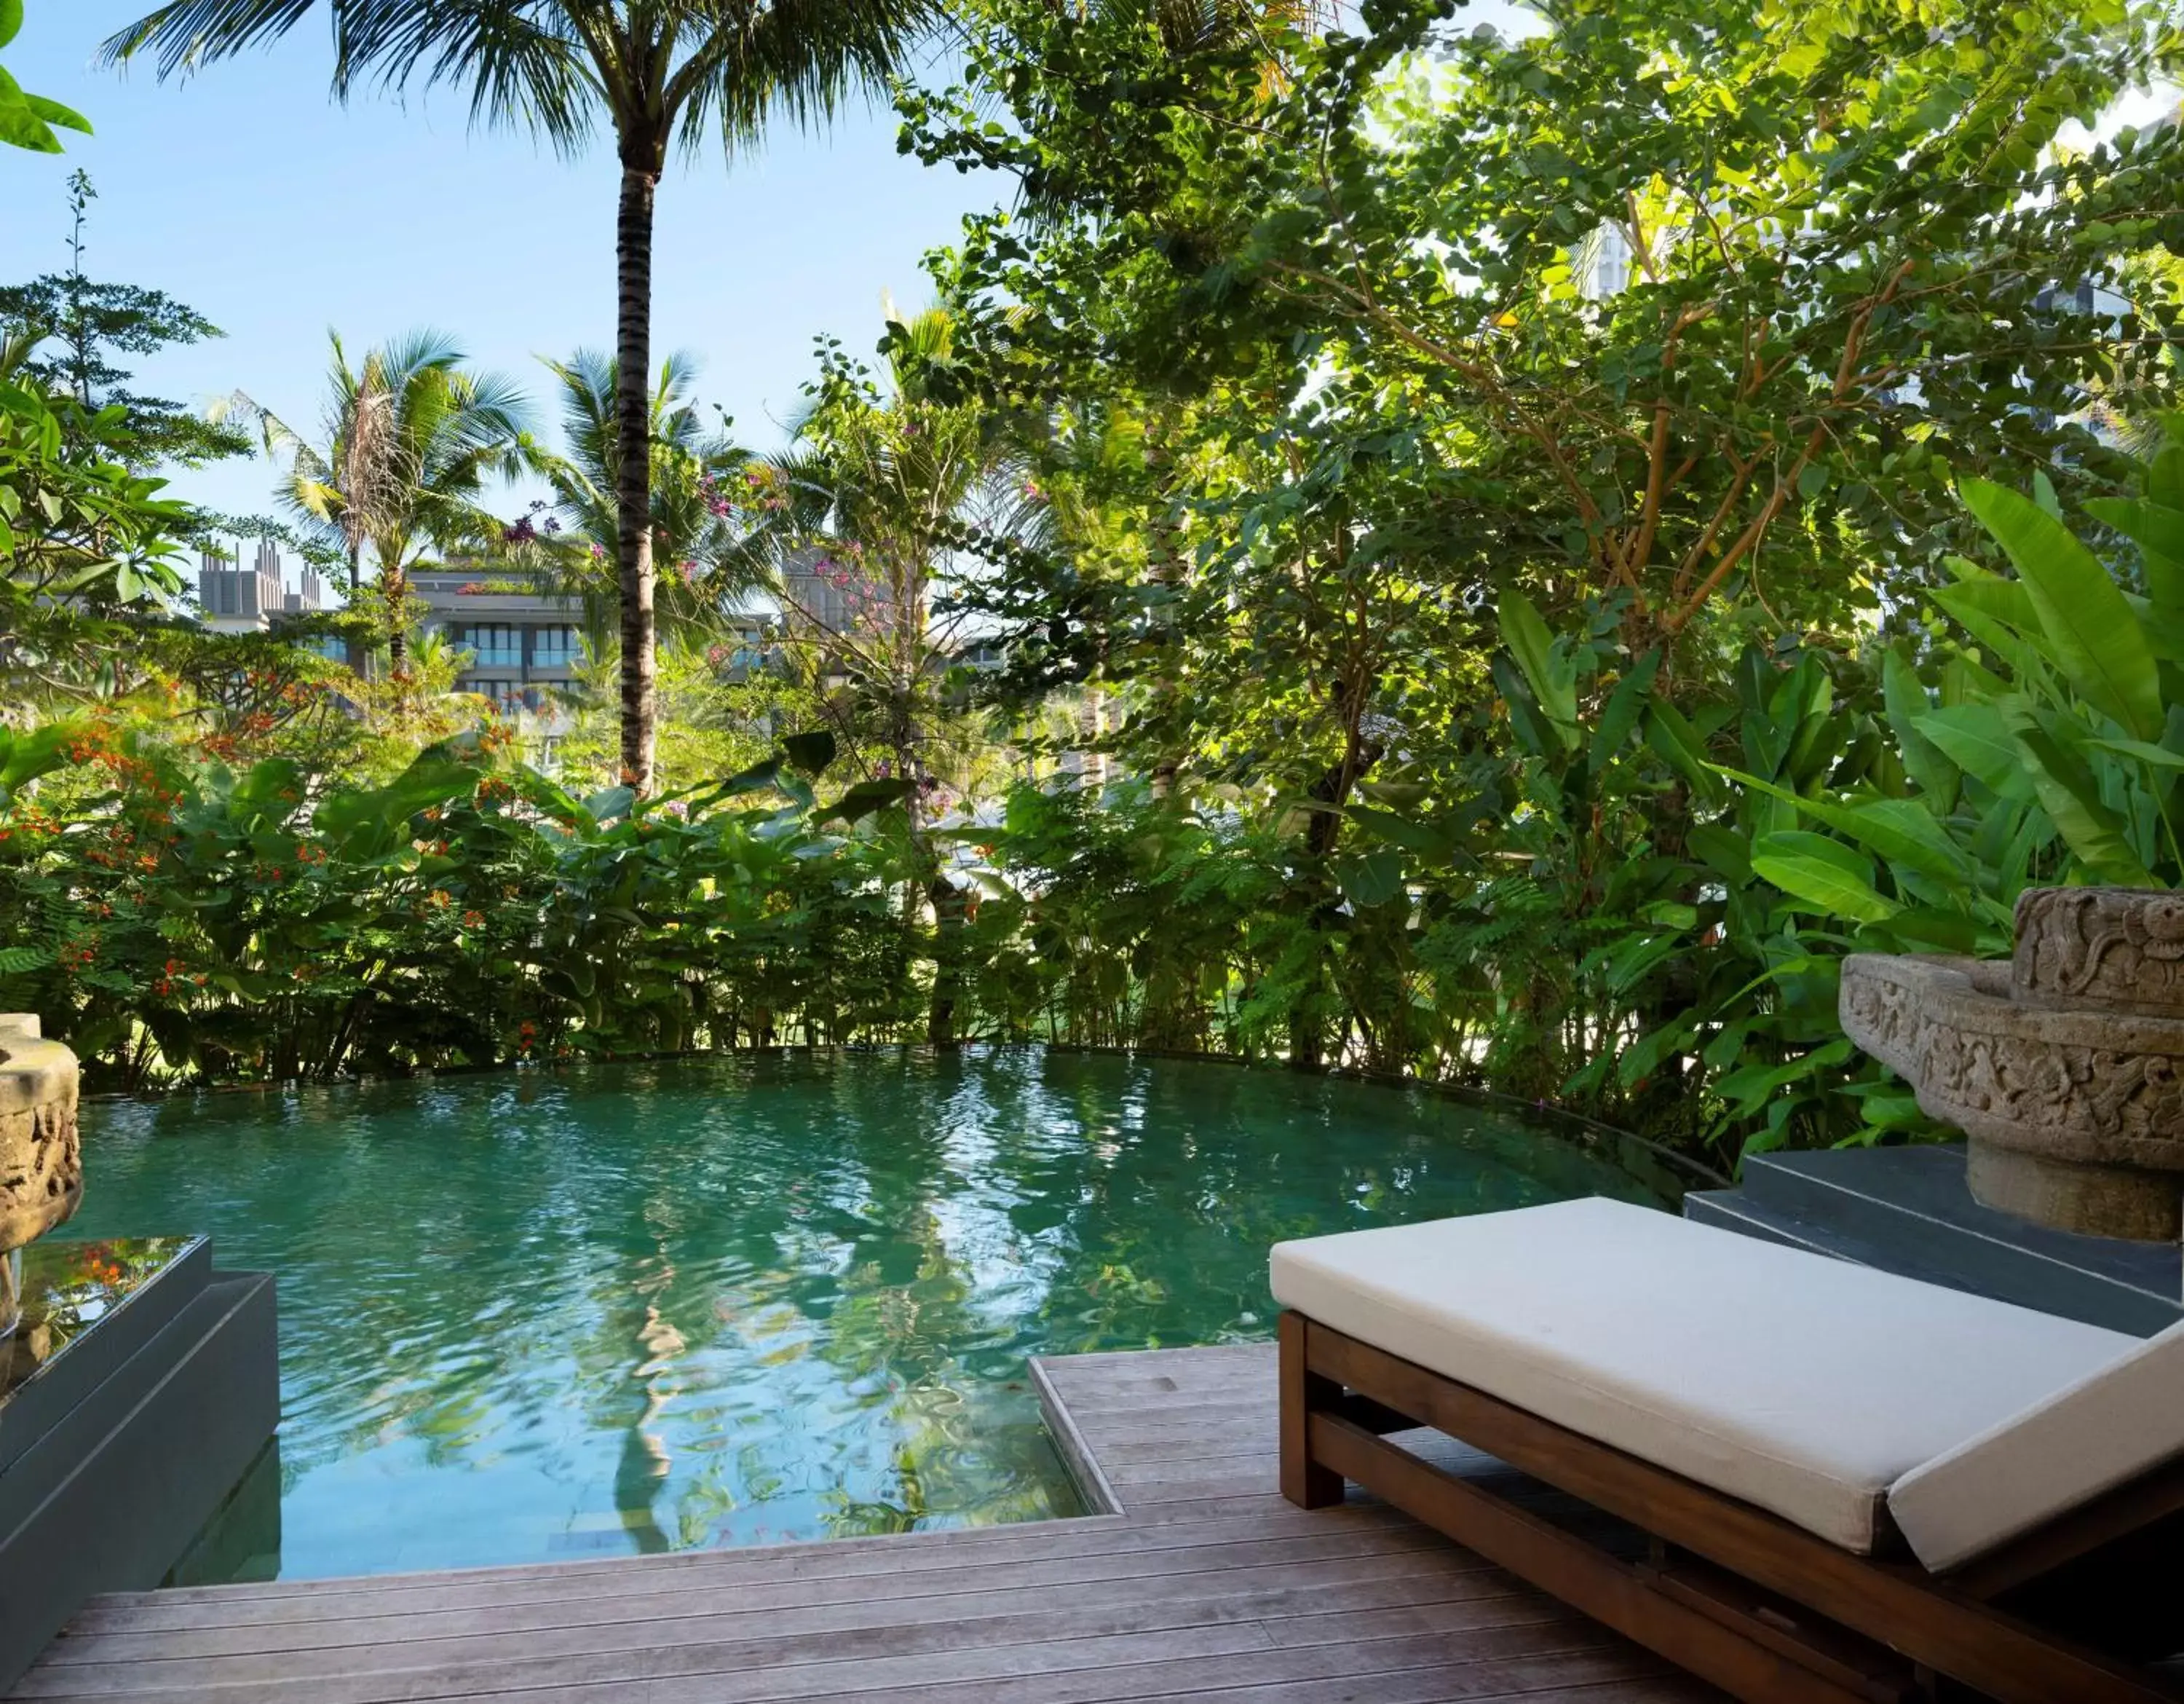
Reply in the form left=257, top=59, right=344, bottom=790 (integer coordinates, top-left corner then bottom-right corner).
left=1687, top=1144, right=2182, bottom=1336
left=0, top=1239, right=279, bottom=1691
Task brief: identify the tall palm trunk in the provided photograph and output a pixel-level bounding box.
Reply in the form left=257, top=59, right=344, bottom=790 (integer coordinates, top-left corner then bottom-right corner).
left=386, top=561, right=408, bottom=677
left=615, top=156, right=661, bottom=792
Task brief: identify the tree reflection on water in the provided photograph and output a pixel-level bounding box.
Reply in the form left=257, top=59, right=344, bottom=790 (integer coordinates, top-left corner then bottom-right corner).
left=76, top=1049, right=1660, bottom=1577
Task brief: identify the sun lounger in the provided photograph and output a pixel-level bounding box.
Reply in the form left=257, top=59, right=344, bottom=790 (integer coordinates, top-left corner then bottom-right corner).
left=1271, top=1196, right=2184, bottom=1703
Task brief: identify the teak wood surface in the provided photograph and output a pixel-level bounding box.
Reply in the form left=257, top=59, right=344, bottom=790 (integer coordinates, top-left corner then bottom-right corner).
left=10, top=1342, right=1709, bottom=1703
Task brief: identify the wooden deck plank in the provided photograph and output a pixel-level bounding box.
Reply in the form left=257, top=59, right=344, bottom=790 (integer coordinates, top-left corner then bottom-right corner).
left=10, top=1344, right=1718, bottom=1704
left=25, top=1556, right=1496, bottom=1689
left=18, top=1579, right=1546, bottom=1700
left=44, top=1535, right=1477, bottom=1662
left=66, top=1511, right=1423, bottom=1635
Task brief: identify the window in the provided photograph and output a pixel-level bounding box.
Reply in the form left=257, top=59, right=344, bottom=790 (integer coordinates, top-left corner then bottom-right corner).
left=459, top=624, right=521, bottom=666
left=531, top=626, right=578, bottom=668
left=462, top=678, right=529, bottom=709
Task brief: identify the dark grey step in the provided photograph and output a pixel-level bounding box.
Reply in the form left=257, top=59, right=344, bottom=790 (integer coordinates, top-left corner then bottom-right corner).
left=1691, top=1144, right=2180, bottom=1338
left=0, top=1263, right=279, bottom=1691
left=1685, top=1190, right=2049, bottom=1301
left=1683, top=1190, right=1837, bottom=1255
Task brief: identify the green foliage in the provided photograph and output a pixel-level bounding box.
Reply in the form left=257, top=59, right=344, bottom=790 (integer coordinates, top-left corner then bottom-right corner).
left=11, top=0, right=2182, bottom=1186
left=0, top=726, right=928, bottom=1086
left=0, top=374, right=197, bottom=694
left=0, top=1, right=90, bottom=152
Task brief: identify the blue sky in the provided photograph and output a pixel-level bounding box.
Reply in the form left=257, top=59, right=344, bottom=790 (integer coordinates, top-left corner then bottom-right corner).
left=3, top=1, right=998, bottom=529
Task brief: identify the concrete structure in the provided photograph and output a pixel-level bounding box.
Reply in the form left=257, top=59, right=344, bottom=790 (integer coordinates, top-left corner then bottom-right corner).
left=0, top=1014, right=79, bottom=1339
left=0, top=1236, right=277, bottom=1692
left=196, top=541, right=325, bottom=636
left=1687, top=1145, right=2180, bottom=1338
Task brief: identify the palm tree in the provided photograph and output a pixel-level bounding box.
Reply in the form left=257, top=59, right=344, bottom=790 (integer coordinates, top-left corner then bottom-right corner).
left=528, top=348, right=771, bottom=649
left=779, top=300, right=1040, bottom=1044
left=234, top=330, right=531, bottom=675
left=105, top=0, right=934, bottom=792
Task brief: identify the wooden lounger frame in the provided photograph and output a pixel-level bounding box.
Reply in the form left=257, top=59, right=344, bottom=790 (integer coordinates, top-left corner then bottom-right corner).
left=1278, top=1311, right=2184, bottom=1704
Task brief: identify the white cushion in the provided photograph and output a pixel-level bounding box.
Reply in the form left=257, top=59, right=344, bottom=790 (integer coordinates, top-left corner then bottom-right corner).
left=1269, top=1197, right=2135, bottom=1553
left=1887, top=1316, right=2184, bottom=1571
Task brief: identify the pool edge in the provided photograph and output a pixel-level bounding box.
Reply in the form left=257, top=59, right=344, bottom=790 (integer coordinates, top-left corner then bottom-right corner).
left=1029, top=1354, right=1125, bottom=1518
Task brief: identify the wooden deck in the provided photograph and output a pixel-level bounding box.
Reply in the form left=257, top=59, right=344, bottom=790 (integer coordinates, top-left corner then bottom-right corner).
left=11, top=1344, right=1720, bottom=1703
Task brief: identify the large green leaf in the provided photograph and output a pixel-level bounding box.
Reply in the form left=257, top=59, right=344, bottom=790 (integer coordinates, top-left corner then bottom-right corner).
left=1645, top=697, right=1723, bottom=804
left=2151, top=446, right=2184, bottom=511
left=1497, top=591, right=1577, bottom=738
left=582, top=784, right=636, bottom=824
left=2090, top=738, right=2184, bottom=772
left=1931, top=572, right=2047, bottom=682
left=1961, top=478, right=2163, bottom=741
left=0, top=720, right=84, bottom=792
left=1915, top=702, right=2035, bottom=800
left=1881, top=647, right=1957, bottom=808
left=2001, top=703, right=2156, bottom=886
left=1334, top=849, right=1405, bottom=908
left=1588, top=650, right=1659, bottom=775
left=1490, top=652, right=1565, bottom=765
left=2085, top=496, right=2184, bottom=566
left=781, top=730, right=837, bottom=776
left=1717, top=769, right=1970, bottom=884
left=1345, top=804, right=1460, bottom=859
left=1752, top=832, right=1900, bottom=923
left=2086, top=492, right=2184, bottom=612
left=818, top=778, right=917, bottom=825
left=313, top=756, right=479, bottom=846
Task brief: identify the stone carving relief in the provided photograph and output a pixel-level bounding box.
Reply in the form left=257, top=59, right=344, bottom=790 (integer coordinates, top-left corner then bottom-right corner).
left=1842, top=889, right=2184, bottom=1242
left=0, top=1017, right=82, bottom=1336
left=2014, top=886, right=2184, bottom=1017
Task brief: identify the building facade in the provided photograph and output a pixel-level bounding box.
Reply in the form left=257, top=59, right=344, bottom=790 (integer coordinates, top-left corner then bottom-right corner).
left=408, top=569, right=587, bottom=715
left=197, top=540, right=325, bottom=634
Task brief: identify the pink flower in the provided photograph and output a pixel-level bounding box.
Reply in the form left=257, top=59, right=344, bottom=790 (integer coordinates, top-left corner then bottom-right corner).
left=590, top=543, right=606, bottom=561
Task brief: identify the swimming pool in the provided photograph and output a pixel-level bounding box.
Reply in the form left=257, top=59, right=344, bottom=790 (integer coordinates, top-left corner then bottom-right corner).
left=68, top=1048, right=1670, bottom=1580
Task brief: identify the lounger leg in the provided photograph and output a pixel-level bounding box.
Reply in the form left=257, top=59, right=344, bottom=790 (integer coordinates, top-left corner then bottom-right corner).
left=1279, top=1311, right=1345, bottom=1508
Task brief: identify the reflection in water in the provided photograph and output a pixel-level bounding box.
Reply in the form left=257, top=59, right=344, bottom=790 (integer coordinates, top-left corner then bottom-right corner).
left=67, top=1048, right=1663, bottom=1579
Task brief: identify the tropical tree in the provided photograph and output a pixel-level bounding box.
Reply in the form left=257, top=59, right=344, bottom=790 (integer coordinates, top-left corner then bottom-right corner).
left=0, top=369, right=194, bottom=702
left=234, top=330, right=531, bottom=674
left=527, top=348, right=770, bottom=648
left=1, top=172, right=253, bottom=470
left=106, top=0, right=935, bottom=792
left=780, top=302, right=1040, bottom=1041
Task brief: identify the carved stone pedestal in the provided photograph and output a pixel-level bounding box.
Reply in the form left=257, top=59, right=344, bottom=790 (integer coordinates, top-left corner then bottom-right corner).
left=1841, top=888, right=2184, bottom=1242
left=0, top=1016, right=83, bottom=1335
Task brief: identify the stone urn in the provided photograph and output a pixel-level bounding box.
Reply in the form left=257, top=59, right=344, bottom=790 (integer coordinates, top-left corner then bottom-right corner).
left=1840, top=888, right=2184, bottom=1241
left=0, top=1016, right=82, bottom=1336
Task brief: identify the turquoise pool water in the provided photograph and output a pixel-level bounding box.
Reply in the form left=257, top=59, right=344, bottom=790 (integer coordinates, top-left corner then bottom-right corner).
left=70, top=1048, right=1666, bottom=1580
